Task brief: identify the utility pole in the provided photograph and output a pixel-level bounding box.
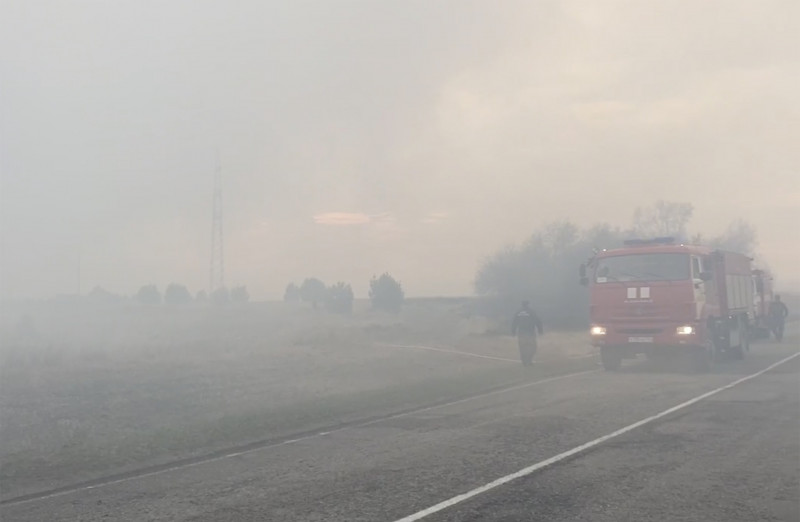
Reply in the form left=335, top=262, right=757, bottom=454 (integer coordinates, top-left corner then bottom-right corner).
left=210, top=154, right=224, bottom=294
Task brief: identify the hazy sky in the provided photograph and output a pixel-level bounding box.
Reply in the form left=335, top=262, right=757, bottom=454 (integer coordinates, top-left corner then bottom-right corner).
left=2, top=1, right=798, bottom=299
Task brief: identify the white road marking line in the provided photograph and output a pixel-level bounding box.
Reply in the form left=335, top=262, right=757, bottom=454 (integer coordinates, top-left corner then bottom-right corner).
left=376, top=343, right=522, bottom=363
left=4, top=368, right=598, bottom=506
left=392, top=351, right=800, bottom=522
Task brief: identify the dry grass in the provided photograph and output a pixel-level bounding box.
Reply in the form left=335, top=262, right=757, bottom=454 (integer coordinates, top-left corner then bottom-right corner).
left=0, top=300, right=595, bottom=499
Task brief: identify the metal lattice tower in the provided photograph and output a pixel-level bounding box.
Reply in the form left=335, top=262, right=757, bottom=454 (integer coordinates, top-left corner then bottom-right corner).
left=210, top=157, right=224, bottom=293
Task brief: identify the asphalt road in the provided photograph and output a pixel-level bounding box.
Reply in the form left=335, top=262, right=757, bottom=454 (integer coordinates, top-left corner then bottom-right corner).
left=3, top=340, right=798, bottom=522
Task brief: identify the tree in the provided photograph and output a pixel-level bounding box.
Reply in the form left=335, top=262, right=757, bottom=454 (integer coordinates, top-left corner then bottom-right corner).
left=195, top=290, right=209, bottom=303
left=369, top=273, right=404, bottom=313
left=475, top=221, right=626, bottom=327
left=136, top=285, right=161, bottom=305
left=538, top=221, right=579, bottom=256
left=164, top=283, right=192, bottom=305
left=300, top=278, right=327, bottom=309
left=708, top=219, right=757, bottom=255
left=283, top=283, right=301, bottom=303
left=688, top=221, right=757, bottom=255
left=474, top=245, right=531, bottom=298
left=473, top=213, right=757, bottom=329
left=231, top=286, right=250, bottom=303
left=211, top=287, right=230, bottom=306
left=632, top=200, right=694, bottom=239
left=325, top=282, right=354, bottom=314
left=581, top=223, right=627, bottom=250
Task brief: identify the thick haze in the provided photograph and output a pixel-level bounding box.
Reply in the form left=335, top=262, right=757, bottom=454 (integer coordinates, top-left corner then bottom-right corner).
left=2, top=1, right=798, bottom=300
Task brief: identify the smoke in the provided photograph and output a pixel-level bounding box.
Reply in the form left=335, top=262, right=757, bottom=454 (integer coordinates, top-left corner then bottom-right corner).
left=2, top=0, right=798, bottom=298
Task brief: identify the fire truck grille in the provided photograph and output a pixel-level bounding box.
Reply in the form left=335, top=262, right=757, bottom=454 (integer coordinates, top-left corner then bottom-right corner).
left=618, top=328, right=663, bottom=335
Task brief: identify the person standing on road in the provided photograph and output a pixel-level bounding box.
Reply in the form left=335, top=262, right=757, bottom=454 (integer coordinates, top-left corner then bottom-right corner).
left=769, top=295, right=789, bottom=341
left=512, top=301, right=544, bottom=366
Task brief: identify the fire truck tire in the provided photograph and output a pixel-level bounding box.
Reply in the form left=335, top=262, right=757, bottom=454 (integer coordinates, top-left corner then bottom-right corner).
left=600, top=346, right=622, bottom=371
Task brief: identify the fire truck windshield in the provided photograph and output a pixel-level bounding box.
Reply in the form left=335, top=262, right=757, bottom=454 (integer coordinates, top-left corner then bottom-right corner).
left=595, top=253, right=690, bottom=283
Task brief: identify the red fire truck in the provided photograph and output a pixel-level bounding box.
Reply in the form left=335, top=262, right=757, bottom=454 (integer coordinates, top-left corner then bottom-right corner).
left=580, top=238, right=754, bottom=371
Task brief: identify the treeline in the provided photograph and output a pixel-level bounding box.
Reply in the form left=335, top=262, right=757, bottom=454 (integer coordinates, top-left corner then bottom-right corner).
left=71, top=271, right=409, bottom=314
left=283, top=273, right=405, bottom=314
left=473, top=201, right=758, bottom=329
left=82, top=284, right=250, bottom=306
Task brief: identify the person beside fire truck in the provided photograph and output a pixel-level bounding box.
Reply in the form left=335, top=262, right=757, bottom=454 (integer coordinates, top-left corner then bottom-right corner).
left=511, top=301, right=544, bottom=366
left=769, top=295, right=789, bottom=341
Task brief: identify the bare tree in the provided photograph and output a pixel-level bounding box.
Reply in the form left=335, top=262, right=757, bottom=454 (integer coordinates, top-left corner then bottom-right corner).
left=709, top=220, right=758, bottom=254
left=632, top=200, right=694, bottom=238
left=537, top=221, right=579, bottom=256
left=689, top=220, right=757, bottom=254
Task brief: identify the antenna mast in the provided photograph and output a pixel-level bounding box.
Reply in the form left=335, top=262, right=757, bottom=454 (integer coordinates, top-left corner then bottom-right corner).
left=210, top=154, right=224, bottom=293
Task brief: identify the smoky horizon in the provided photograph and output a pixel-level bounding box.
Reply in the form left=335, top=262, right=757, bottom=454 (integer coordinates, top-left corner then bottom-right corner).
left=1, top=1, right=798, bottom=300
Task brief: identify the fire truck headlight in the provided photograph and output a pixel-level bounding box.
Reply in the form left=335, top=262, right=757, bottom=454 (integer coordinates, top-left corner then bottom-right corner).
left=676, top=325, right=695, bottom=335
left=590, top=326, right=607, bottom=336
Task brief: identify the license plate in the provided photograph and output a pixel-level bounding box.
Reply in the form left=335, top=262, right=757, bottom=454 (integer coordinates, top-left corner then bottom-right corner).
left=628, top=336, right=654, bottom=343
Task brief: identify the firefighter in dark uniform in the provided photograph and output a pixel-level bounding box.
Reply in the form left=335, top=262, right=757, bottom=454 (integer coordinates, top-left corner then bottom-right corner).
left=769, top=295, right=789, bottom=341
left=512, top=301, right=544, bottom=366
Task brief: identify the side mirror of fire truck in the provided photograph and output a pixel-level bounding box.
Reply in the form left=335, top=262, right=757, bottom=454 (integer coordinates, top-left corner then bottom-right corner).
left=698, top=271, right=713, bottom=282
left=579, top=264, right=589, bottom=286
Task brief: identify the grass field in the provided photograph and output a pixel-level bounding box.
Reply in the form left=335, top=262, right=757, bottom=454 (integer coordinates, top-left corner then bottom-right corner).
left=0, top=299, right=596, bottom=500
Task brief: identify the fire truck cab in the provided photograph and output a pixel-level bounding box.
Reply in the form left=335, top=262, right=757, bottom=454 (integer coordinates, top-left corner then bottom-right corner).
left=580, top=238, right=754, bottom=371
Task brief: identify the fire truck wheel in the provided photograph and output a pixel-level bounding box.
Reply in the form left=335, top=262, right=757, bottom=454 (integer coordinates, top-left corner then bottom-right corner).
left=600, top=346, right=622, bottom=371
